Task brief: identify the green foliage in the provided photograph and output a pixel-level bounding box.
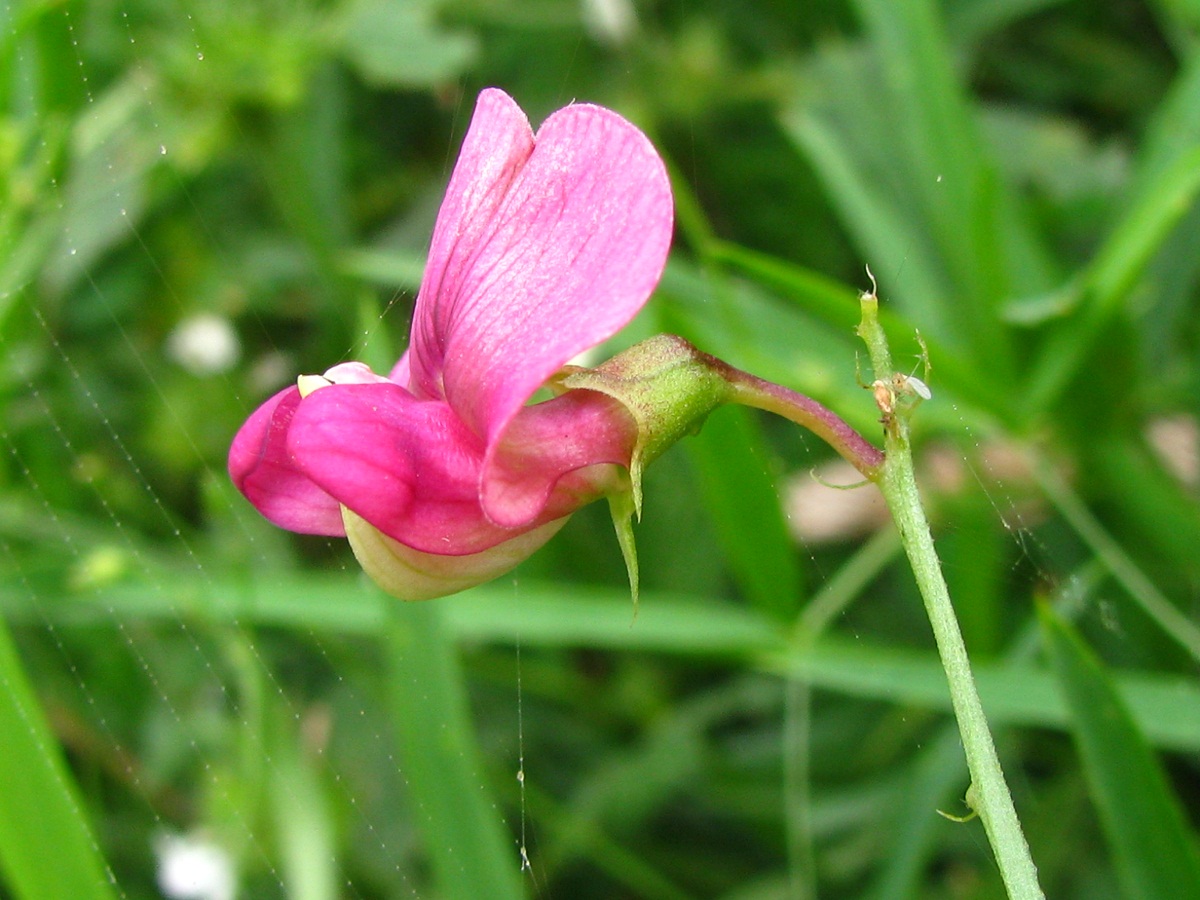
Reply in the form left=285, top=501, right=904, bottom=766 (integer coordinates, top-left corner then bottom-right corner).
left=0, top=618, right=117, bottom=900
left=3, top=0, right=1200, bottom=897
left=385, top=599, right=524, bottom=900
left=1040, top=604, right=1200, bottom=899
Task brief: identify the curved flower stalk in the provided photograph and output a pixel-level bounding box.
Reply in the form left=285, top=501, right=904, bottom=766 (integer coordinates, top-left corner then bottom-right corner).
left=230, top=88, right=882, bottom=600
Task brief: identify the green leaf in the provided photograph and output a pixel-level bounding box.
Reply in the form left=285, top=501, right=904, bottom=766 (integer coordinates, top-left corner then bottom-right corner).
left=685, top=405, right=801, bottom=620
left=339, top=246, right=426, bottom=291
left=0, top=618, right=117, bottom=900
left=783, top=0, right=1051, bottom=377
left=1039, top=604, right=1200, bottom=899
left=11, top=573, right=1200, bottom=749
left=1032, top=457, right=1200, bottom=664
left=333, top=0, right=477, bottom=88
left=707, top=241, right=1016, bottom=422
left=782, top=96, right=952, bottom=335
left=267, top=701, right=338, bottom=900
left=868, top=729, right=968, bottom=900
left=1022, top=147, right=1200, bottom=417
left=770, top=636, right=1200, bottom=753
left=384, top=598, right=524, bottom=900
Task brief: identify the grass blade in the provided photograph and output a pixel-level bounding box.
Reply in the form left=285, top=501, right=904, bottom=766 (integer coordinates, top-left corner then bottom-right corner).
left=685, top=405, right=801, bottom=621
left=0, top=618, right=117, bottom=900
left=772, top=636, right=1200, bottom=753
left=11, top=575, right=1200, bottom=750
left=1039, top=604, right=1200, bottom=898
left=708, top=241, right=1016, bottom=421
left=1032, top=457, right=1200, bottom=664
left=384, top=597, right=524, bottom=900
left=1022, top=148, right=1200, bottom=417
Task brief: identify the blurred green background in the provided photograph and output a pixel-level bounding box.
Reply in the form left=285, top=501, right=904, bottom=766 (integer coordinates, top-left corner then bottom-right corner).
left=3, top=0, right=1200, bottom=897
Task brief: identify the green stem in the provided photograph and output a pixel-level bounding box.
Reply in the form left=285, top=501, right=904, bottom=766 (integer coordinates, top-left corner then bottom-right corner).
left=857, top=292, right=1044, bottom=899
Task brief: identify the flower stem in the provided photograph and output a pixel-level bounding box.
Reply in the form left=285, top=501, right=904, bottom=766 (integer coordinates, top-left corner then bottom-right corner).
left=856, top=291, right=1044, bottom=899
left=718, top=364, right=884, bottom=479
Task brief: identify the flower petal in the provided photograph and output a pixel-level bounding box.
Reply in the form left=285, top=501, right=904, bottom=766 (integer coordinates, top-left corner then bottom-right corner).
left=482, top=390, right=636, bottom=528
left=343, top=508, right=567, bottom=601
left=287, top=383, right=631, bottom=552
left=388, top=350, right=411, bottom=385
left=408, top=89, right=674, bottom=453
left=406, top=88, right=535, bottom=400
left=285, top=382, right=495, bottom=553
left=228, top=387, right=346, bottom=536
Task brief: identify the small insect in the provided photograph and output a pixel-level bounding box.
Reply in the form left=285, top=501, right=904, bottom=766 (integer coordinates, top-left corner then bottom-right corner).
left=862, top=358, right=932, bottom=427
left=891, top=330, right=933, bottom=411
left=905, top=373, right=932, bottom=401
left=856, top=270, right=932, bottom=429
left=872, top=377, right=895, bottom=419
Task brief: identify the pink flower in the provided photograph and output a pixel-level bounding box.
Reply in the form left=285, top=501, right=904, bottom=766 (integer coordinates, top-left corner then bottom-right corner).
left=229, top=88, right=673, bottom=599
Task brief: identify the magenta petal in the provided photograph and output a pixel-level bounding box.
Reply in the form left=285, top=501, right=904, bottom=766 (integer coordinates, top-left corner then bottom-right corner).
left=286, top=382, right=514, bottom=555
left=482, top=391, right=636, bottom=528
left=228, top=387, right=346, bottom=536
left=230, top=88, right=674, bottom=577
left=406, top=88, right=535, bottom=400
left=288, top=383, right=632, bottom=552
left=408, top=89, right=674, bottom=450
left=388, top=349, right=412, bottom=385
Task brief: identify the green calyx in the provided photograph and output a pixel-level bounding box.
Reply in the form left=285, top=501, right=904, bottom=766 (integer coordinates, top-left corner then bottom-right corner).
left=558, top=334, right=730, bottom=519
left=553, top=333, right=886, bottom=608
left=556, top=335, right=730, bottom=609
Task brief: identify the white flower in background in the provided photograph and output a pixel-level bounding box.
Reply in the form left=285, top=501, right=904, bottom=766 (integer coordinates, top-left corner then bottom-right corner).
left=155, top=833, right=234, bottom=900
left=582, top=0, right=637, bottom=45
left=1147, top=415, right=1198, bottom=487
left=167, top=313, right=241, bottom=376
left=248, top=349, right=295, bottom=395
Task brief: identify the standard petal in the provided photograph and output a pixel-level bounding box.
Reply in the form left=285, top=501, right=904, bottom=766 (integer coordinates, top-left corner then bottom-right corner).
left=409, top=92, right=674, bottom=449
left=406, top=88, right=535, bottom=399
left=388, top=349, right=411, bottom=385
left=228, top=387, right=346, bottom=536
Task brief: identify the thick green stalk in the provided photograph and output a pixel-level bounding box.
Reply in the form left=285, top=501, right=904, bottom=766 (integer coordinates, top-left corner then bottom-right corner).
left=857, top=292, right=1044, bottom=899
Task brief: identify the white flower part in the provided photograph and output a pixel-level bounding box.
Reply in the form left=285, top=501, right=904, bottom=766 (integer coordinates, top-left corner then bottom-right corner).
left=566, top=347, right=600, bottom=368
left=296, top=374, right=333, bottom=398
left=321, top=361, right=391, bottom=385
left=582, top=0, right=637, bottom=45
left=905, top=374, right=932, bottom=401
left=167, top=314, right=241, bottom=376
left=155, top=833, right=235, bottom=900
left=298, top=362, right=391, bottom=398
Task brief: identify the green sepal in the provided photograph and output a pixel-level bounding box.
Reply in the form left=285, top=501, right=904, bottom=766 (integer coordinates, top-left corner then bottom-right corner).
left=559, top=334, right=729, bottom=518
left=606, top=478, right=640, bottom=610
